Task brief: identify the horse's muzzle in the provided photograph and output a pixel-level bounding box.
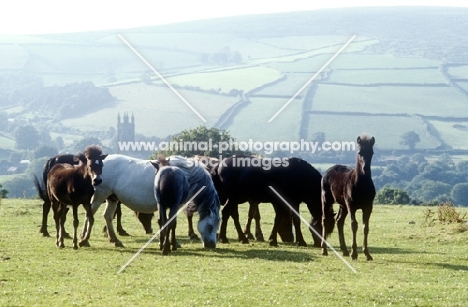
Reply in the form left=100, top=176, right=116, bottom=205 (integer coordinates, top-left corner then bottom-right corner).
left=203, top=241, right=216, bottom=249
left=93, top=177, right=102, bottom=186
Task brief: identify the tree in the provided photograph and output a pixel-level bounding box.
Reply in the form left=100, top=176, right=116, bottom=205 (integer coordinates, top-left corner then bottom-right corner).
left=400, top=131, right=420, bottom=150
left=13, top=125, right=40, bottom=150
left=451, top=183, right=468, bottom=206
left=0, top=183, right=8, bottom=199
left=375, top=188, right=410, bottom=205
left=150, top=126, right=246, bottom=159
left=33, top=145, right=58, bottom=159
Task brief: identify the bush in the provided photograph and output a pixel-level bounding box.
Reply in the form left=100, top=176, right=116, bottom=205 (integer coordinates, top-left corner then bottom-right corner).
left=422, top=201, right=466, bottom=226
left=375, top=188, right=410, bottom=205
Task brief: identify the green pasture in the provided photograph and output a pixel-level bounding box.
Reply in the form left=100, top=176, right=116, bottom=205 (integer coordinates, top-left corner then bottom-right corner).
left=250, top=72, right=315, bottom=97
left=447, top=66, right=468, bottom=79
left=61, top=83, right=238, bottom=137
left=1, top=199, right=467, bottom=306
left=0, top=134, right=15, bottom=151
left=455, top=82, right=468, bottom=92
left=428, top=120, right=468, bottom=150
left=306, top=114, right=441, bottom=150
left=311, top=84, right=468, bottom=118
left=162, top=66, right=284, bottom=95
left=258, top=36, right=377, bottom=52
left=326, top=68, right=447, bottom=85
left=0, top=45, right=29, bottom=70
left=226, top=97, right=302, bottom=143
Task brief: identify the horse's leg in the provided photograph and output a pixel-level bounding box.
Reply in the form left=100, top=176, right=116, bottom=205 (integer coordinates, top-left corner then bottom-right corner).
left=292, top=204, right=307, bottom=247
left=321, top=189, right=335, bottom=256
left=115, top=202, right=130, bottom=236
left=252, top=202, right=264, bottom=242
left=40, top=201, right=51, bottom=237
left=159, top=209, right=171, bottom=255
left=169, top=207, right=178, bottom=252
left=58, top=204, right=66, bottom=248
left=72, top=205, right=79, bottom=250
left=218, top=202, right=232, bottom=244
left=52, top=202, right=61, bottom=247
left=362, top=205, right=373, bottom=261
left=336, top=206, right=349, bottom=257
left=103, top=200, right=124, bottom=247
left=79, top=203, right=94, bottom=248
left=268, top=203, right=282, bottom=247
left=348, top=207, right=359, bottom=260
left=231, top=203, right=249, bottom=244
left=187, top=210, right=199, bottom=240
left=243, top=201, right=255, bottom=240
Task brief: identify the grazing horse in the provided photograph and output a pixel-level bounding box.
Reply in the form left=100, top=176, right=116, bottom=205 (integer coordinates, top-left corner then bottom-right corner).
left=47, top=145, right=107, bottom=249
left=213, top=155, right=333, bottom=247
left=321, top=135, right=376, bottom=261
left=192, top=156, right=293, bottom=243
left=80, top=154, right=219, bottom=250
left=152, top=156, right=220, bottom=255
left=34, top=154, right=152, bottom=237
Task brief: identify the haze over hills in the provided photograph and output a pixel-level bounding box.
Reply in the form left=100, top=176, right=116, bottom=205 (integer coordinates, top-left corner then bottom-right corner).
left=1, top=6, right=468, bottom=157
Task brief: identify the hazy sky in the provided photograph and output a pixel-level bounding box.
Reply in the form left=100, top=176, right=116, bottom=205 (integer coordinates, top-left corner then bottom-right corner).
left=1, top=0, right=467, bottom=35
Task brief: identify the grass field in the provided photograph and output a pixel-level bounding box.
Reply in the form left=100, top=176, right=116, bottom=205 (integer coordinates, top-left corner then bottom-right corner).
left=306, top=114, right=441, bottom=150
left=311, top=84, right=468, bottom=117
left=428, top=120, right=468, bottom=150
left=1, top=199, right=467, bottom=306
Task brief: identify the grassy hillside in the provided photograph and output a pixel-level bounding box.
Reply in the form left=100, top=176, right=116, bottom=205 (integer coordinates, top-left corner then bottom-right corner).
left=1, top=198, right=467, bottom=306
left=1, top=7, right=468, bottom=154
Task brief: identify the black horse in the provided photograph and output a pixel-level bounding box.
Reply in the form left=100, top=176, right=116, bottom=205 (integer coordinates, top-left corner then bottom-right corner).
left=213, top=155, right=333, bottom=247
left=321, top=135, right=376, bottom=260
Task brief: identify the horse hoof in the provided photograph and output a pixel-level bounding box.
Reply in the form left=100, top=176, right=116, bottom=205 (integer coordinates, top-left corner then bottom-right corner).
left=239, top=237, right=249, bottom=244
left=219, top=238, right=230, bottom=244
left=366, top=255, right=373, bottom=261
left=114, top=241, right=125, bottom=248
left=245, top=233, right=255, bottom=240
left=73, top=245, right=78, bottom=250
left=189, top=233, right=199, bottom=240
left=175, top=241, right=182, bottom=249
left=322, top=250, right=328, bottom=256
left=297, top=241, right=307, bottom=247
left=269, top=241, right=278, bottom=247
left=79, top=240, right=90, bottom=247
left=255, top=234, right=265, bottom=242
left=41, top=232, right=50, bottom=237
left=117, top=230, right=130, bottom=236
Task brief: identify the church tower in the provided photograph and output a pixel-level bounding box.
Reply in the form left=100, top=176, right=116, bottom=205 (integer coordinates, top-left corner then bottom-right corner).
left=117, top=112, right=135, bottom=152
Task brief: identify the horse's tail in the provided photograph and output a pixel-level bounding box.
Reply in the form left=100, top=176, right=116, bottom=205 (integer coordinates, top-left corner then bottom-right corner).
left=33, top=174, right=48, bottom=202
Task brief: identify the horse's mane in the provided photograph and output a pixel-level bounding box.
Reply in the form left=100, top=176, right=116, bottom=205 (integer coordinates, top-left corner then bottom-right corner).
left=84, top=145, right=103, bottom=159
left=168, top=155, right=220, bottom=219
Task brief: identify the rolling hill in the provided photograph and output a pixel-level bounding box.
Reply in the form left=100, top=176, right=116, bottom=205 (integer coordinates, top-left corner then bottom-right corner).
left=1, top=6, right=468, bottom=155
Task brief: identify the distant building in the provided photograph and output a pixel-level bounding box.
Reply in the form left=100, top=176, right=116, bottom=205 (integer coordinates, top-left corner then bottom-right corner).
left=117, top=112, right=135, bottom=153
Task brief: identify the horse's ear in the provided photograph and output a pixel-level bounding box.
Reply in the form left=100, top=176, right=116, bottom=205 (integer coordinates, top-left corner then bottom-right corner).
left=370, top=137, right=375, bottom=146
left=150, top=161, right=159, bottom=170
left=357, top=136, right=362, bottom=145
left=101, top=154, right=108, bottom=160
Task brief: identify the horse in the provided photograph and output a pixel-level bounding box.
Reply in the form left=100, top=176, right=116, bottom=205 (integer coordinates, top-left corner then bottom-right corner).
left=46, top=145, right=107, bottom=249
left=152, top=156, right=220, bottom=255
left=192, top=155, right=293, bottom=243
left=212, top=155, right=333, bottom=247
left=80, top=154, right=219, bottom=250
left=34, top=154, right=153, bottom=237
left=321, top=135, right=376, bottom=261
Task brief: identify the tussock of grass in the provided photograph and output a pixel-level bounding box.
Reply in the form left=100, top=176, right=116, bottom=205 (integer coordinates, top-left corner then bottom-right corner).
left=422, top=201, right=467, bottom=227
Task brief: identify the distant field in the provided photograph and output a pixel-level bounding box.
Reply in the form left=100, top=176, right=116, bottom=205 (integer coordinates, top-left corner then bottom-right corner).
left=306, top=114, right=441, bottom=150
left=428, top=120, right=468, bottom=150
left=226, top=97, right=302, bottom=143
left=326, top=68, right=447, bottom=85
left=447, top=65, right=468, bottom=79
left=0, top=45, right=29, bottom=69
left=259, top=36, right=375, bottom=51
left=252, top=73, right=315, bottom=97
left=311, top=84, right=468, bottom=117
left=61, top=83, right=238, bottom=137
left=0, top=134, right=15, bottom=150
left=162, top=66, right=284, bottom=94
left=456, top=82, right=468, bottom=92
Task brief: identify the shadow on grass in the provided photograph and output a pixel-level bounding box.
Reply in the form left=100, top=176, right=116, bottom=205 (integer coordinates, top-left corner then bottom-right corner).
left=367, top=246, right=418, bottom=255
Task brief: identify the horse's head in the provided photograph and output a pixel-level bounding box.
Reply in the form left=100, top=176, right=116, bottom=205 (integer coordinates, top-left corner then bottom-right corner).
left=197, top=208, right=220, bottom=249
left=84, top=145, right=108, bottom=186
left=356, top=135, right=375, bottom=175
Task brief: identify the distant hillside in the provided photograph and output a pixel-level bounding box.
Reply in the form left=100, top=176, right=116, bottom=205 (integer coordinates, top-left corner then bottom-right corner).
left=1, top=7, right=468, bottom=156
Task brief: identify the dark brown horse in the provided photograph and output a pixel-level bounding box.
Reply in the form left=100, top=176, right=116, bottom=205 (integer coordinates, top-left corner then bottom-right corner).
left=212, top=155, right=331, bottom=247
left=35, top=154, right=153, bottom=237
left=321, top=135, right=376, bottom=261
left=192, top=156, right=293, bottom=243
left=47, top=145, right=107, bottom=249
